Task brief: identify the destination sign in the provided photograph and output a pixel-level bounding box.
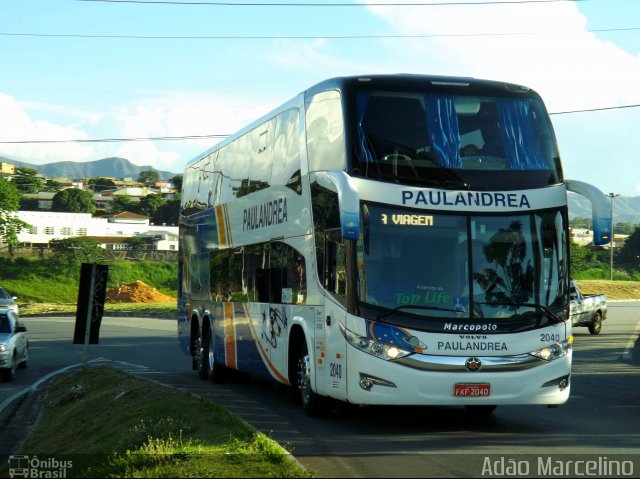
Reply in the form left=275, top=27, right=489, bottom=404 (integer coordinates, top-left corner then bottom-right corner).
left=381, top=213, right=434, bottom=226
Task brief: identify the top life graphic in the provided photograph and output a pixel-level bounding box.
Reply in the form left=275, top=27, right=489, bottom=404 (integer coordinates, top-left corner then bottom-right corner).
left=243, top=197, right=288, bottom=232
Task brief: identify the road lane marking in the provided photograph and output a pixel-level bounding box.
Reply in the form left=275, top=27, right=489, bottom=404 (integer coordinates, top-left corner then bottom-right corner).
left=0, top=357, right=106, bottom=415
left=621, top=316, right=640, bottom=361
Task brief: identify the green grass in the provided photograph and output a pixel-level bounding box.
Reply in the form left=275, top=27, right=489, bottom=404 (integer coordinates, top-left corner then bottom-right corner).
left=17, top=367, right=312, bottom=478
left=0, top=257, right=178, bottom=303
left=19, top=301, right=177, bottom=316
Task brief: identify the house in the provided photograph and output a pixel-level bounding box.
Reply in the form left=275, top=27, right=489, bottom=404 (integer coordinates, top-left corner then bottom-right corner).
left=1, top=162, right=16, bottom=175
left=15, top=210, right=178, bottom=251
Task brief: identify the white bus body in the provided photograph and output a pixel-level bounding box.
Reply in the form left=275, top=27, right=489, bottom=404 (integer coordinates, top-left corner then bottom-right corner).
left=178, top=75, right=610, bottom=415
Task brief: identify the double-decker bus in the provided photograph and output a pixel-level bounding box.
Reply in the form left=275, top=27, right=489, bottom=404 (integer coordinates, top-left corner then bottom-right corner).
left=178, top=74, right=610, bottom=415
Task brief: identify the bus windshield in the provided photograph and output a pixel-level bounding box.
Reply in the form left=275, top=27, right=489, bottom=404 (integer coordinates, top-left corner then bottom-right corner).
left=357, top=204, right=568, bottom=321
left=352, top=90, right=562, bottom=190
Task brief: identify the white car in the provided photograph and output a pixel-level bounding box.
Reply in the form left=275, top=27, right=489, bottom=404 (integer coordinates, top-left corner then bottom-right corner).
left=0, top=287, right=18, bottom=314
left=0, top=309, right=28, bottom=381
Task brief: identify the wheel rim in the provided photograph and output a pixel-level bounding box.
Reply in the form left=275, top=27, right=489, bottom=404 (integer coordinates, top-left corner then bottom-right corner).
left=194, top=335, right=204, bottom=371
left=297, top=354, right=311, bottom=405
left=207, top=329, right=216, bottom=372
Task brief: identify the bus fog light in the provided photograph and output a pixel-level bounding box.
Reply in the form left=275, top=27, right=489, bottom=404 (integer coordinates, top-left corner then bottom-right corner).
left=542, top=374, right=570, bottom=389
left=359, top=373, right=397, bottom=391
left=360, top=378, right=374, bottom=391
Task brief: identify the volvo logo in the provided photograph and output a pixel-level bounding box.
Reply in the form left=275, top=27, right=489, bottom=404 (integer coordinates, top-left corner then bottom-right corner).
left=465, top=357, right=482, bottom=372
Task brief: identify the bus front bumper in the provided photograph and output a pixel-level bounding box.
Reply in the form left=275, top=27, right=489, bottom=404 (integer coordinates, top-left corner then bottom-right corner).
left=345, top=350, right=572, bottom=406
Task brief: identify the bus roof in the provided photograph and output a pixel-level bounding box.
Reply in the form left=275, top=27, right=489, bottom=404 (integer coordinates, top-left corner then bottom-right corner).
left=185, top=73, right=537, bottom=169
left=303, top=73, right=534, bottom=98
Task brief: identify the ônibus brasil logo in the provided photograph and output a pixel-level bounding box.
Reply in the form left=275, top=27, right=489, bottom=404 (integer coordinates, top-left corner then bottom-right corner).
left=8, top=455, right=73, bottom=478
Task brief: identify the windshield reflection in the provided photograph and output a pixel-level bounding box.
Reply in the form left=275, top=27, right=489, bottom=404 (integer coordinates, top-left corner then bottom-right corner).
left=357, top=204, right=567, bottom=321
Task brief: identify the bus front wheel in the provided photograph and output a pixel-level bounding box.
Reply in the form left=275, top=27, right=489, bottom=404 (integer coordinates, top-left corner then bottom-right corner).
left=296, top=341, right=329, bottom=416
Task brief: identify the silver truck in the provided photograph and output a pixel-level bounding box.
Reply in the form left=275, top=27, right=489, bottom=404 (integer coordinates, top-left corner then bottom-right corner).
left=570, top=281, right=607, bottom=335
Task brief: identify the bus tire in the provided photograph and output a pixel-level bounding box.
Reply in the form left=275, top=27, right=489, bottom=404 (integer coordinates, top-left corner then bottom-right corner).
left=588, top=311, right=602, bottom=335
left=204, top=325, right=229, bottom=383
left=296, top=340, right=329, bottom=416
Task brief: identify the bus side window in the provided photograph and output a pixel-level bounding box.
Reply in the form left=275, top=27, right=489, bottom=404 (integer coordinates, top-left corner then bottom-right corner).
left=270, top=241, right=307, bottom=304
left=325, top=231, right=347, bottom=304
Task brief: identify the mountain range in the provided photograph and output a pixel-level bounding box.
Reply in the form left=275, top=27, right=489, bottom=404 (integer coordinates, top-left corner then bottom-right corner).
left=1, top=155, right=638, bottom=225
left=1, top=156, right=177, bottom=181
left=567, top=192, right=640, bottom=226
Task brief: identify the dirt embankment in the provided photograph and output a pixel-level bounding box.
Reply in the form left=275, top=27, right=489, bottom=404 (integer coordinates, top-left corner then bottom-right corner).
left=106, top=281, right=175, bottom=303
left=575, top=280, right=640, bottom=300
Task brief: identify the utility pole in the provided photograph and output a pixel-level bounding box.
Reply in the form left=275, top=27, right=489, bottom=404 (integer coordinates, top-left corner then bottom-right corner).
left=608, top=192, right=620, bottom=281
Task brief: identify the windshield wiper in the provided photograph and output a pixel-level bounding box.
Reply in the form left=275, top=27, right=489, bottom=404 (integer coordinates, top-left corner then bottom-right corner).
left=474, top=302, right=564, bottom=324
left=376, top=304, right=461, bottom=322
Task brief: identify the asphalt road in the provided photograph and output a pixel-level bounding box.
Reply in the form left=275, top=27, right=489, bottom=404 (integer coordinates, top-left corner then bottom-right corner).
left=1, top=304, right=639, bottom=478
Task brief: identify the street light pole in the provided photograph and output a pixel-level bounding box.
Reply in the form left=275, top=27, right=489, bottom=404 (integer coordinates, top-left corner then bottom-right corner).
left=608, top=192, right=620, bottom=281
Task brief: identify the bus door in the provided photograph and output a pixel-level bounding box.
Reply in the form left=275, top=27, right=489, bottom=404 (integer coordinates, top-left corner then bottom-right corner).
left=319, top=232, right=349, bottom=400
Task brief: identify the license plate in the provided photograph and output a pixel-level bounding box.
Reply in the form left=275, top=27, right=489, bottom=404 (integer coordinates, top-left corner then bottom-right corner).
left=454, top=383, right=491, bottom=397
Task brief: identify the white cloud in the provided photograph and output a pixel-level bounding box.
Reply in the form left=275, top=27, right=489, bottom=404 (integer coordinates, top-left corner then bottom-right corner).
left=356, top=0, right=640, bottom=196
left=0, top=93, right=94, bottom=163
left=0, top=91, right=279, bottom=175
left=360, top=0, right=640, bottom=111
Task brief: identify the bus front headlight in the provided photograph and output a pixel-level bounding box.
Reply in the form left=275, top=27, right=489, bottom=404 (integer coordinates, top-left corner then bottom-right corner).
left=530, top=338, right=572, bottom=361
left=339, top=323, right=412, bottom=361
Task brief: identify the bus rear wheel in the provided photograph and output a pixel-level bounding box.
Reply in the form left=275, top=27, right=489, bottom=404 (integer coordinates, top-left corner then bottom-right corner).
left=296, top=341, right=329, bottom=416
left=203, top=326, right=228, bottom=383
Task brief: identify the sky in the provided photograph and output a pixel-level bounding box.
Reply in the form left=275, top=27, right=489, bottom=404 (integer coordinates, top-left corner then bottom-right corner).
left=1, top=0, right=639, bottom=195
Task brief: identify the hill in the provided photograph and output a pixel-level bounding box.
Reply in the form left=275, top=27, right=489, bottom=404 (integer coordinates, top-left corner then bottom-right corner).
left=568, top=193, right=640, bottom=225
left=2, top=156, right=177, bottom=181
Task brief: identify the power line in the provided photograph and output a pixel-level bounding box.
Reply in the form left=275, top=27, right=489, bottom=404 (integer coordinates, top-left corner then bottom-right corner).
left=4, top=26, right=639, bottom=40
left=74, top=0, right=587, bottom=6
left=0, top=134, right=229, bottom=144
left=0, top=103, right=638, bottom=145
left=549, top=104, right=640, bottom=115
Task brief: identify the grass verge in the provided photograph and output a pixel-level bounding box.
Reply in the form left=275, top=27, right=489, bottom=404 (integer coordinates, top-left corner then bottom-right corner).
left=17, top=366, right=312, bottom=478
left=574, top=279, right=640, bottom=300
left=19, top=301, right=177, bottom=317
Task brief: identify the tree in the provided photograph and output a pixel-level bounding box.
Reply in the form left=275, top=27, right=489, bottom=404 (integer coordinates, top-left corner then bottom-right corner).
left=0, top=177, right=29, bottom=254
left=137, top=193, right=164, bottom=217
left=89, top=177, right=116, bottom=192
left=473, top=220, right=534, bottom=311
left=49, top=237, right=103, bottom=273
left=138, top=170, right=160, bottom=185
left=569, top=216, right=591, bottom=229
left=152, top=197, right=180, bottom=226
left=12, top=167, right=45, bottom=194
left=45, top=179, right=65, bottom=192
left=52, top=188, right=96, bottom=214
left=617, top=226, right=640, bottom=269
left=125, top=236, right=148, bottom=250
left=110, top=194, right=134, bottom=214
left=171, top=174, right=183, bottom=193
